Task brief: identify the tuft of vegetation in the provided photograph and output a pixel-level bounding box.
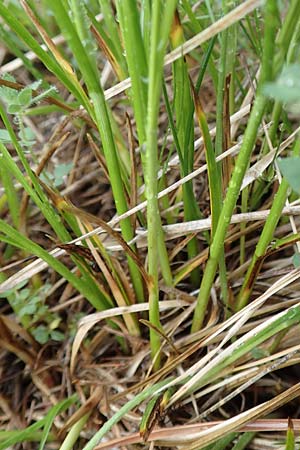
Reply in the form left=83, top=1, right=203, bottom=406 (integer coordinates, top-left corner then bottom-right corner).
left=1, top=0, right=300, bottom=449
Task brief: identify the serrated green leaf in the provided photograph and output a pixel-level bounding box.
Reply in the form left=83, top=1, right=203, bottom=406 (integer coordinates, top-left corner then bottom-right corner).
left=277, top=157, right=300, bottom=194
left=31, top=325, right=49, bottom=344
left=0, top=129, right=12, bottom=143
left=0, top=289, right=14, bottom=298
left=251, top=347, right=269, bottom=359
left=18, top=288, right=30, bottom=300
left=0, top=280, right=28, bottom=298
left=53, top=162, right=73, bottom=186
left=8, top=103, right=22, bottom=114
left=18, top=303, right=37, bottom=317
left=22, top=126, right=35, bottom=141
left=264, top=85, right=300, bottom=103
left=50, top=330, right=65, bottom=341
left=18, top=87, right=32, bottom=107
left=0, top=74, right=18, bottom=104
left=263, top=64, right=300, bottom=113
left=292, top=252, right=300, bottom=268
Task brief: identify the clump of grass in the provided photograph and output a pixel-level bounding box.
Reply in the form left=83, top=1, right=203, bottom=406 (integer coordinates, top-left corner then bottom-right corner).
left=1, top=1, right=300, bottom=449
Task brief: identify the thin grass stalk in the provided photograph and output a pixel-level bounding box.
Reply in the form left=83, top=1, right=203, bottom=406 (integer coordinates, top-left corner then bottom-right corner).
left=0, top=2, right=92, bottom=115
left=180, top=0, right=218, bottom=88
left=220, top=1, right=237, bottom=314
left=89, top=108, right=145, bottom=304
left=0, top=218, right=109, bottom=310
left=212, top=2, right=234, bottom=312
left=232, top=432, right=256, bottom=450
left=285, top=418, right=296, bottom=450
left=226, top=6, right=237, bottom=114
left=38, top=396, right=78, bottom=450
left=162, top=36, right=216, bottom=254
left=251, top=0, right=300, bottom=202
left=214, top=26, right=228, bottom=161
left=157, top=223, right=173, bottom=286
left=81, top=378, right=173, bottom=450
left=240, top=187, right=248, bottom=265
left=237, top=0, right=300, bottom=308
left=204, top=433, right=237, bottom=450
left=191, top=84, right=221, bottom=239
left=0, top=138, right=112, bottom=310
left=159, top=176, right=174, bottom=225
left=243, top=14, right=262, bottom=57
left=88, top=11, right=126, bottom=81
left=59, top=414, right=90, bottom=450
left=116, top=1, right=172, bottom=288
left=98, top=0, right=127, bottom=75
left=0, top=103, right=71, bottom=242
left=26, top=0, right=50, bottom=30
left=0, top=25, right=43, bottom=80
left=78, top=222, right=140, bottom=336
left=170, top=10, right=201, bottom=285
left=236, top=177, right=289, bottom=311
left=173, top=304, right=300, bottom=406
left=0, top=431, right=48, bottom=448
left=0, top=3, right=144, bottom=318
left=0, top=396, right=76, bottom=449
left=275, top=0, right=300, bottom=67
left=116, top=0, right=148, bottom=145
left=48, top=0, right=145, bottom=305
left=145, top=0, right=177, bottom=367
left=191, top=0, right=279, bottom=332
left=263, top=4, right=300, bottom=142
left=0, top=164, right=19, bottom=229
left=141, top=0, right=151, bottom=57
left=261, top=10, right=299, bottom=128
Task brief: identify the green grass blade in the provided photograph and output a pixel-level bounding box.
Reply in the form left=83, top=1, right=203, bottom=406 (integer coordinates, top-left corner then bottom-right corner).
left=177, top=304, right=300, bottom=401
left=145, top=0, right=177, bottom=367
left=98, top=0, right=127, bottom=75
left=38, top=395, right=77, bottom=450
left=0, top=105, right=71, bottom=241
left=0, top=425, right=47, bottom=449
left=191, top=0, right=279, bottom=332
left=207, top=433, right=237, bottom=449
left=116, top=1, right=173, bottom=287
left=232, top=432, right=256, bottom=449
left=0, top=25, right=42, bottom=80
left=180, top=0, right=218, bottom=88
left=0, top=220, right=110, bottom=310
left=0, top=2, right=90, bottom=112
left=236, top=177, right=289, bottom=310
left=0, top=163, right=19, bottom=228
left=116, top=0, right=148, bottom=145
left=81, top=378, right=172, bottom=450
left=285, top=418, right=295, bottom=450
left=191, top=82, right=221, bottom=238
left=141, top=0, right=151, bottom=56
left=47, top=0, right=144, bottom=303
left=170, top=10, right=201, bottom=285
left=236, top=0, right=300, bottom=309
left=59, top=414, right=90, bottom=450
left=0, top=395, right=76, bottom=450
